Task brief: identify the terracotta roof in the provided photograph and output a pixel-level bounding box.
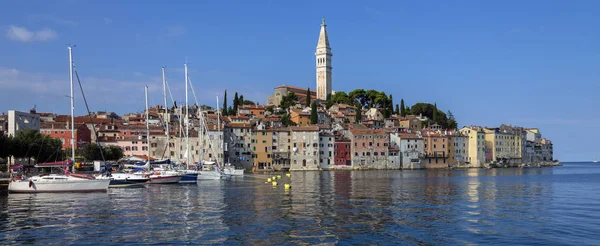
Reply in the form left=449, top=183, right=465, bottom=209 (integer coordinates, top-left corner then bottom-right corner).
left=271, top=127, right=291, bottom=132
left=395, top=133, right=421, bottom=139
left=275, top=85, right=317, bottom=95
left=226, top=123, right=252, bottom=128
left=336, top=104, right=356, bottom=109
left=290, top=126, right=319, bottom=132
left=291, top=109, right=310, bottom=116
left=350, top=128, right=387, bottom=135
left=230, top=115, right=250, bottom=120
left=239, top=105, right=265, bottom=110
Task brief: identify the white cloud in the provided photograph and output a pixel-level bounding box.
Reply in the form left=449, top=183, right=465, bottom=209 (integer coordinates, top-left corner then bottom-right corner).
left=165, top=25, right=187, bottom=37
left=133, top=72, right=144, bottom=77
left=103, top=18, right=113, bottom=24
left=6, top=25, right=58, bottom=42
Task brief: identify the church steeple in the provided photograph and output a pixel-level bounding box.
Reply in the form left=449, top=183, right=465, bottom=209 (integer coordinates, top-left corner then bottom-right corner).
left=315, top=17, right=332, bottom=101
left=317, top=18, right=330, bottom=48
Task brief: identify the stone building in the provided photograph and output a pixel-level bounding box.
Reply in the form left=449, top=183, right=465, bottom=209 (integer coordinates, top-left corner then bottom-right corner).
left=459, top=126, right=486, bottom=167
left=422, top=132, right=449, bottom=168
left=251, top=127, right=273, bottom=170
left=272, top=127, right=291, bottom=170
left=319, top=132, right=335, bottom=170
left=224, top=123, right=253, bottom=170
left=290, top=126, right=320, bottom=171
left=348, top=127, right=389, bottom=169
left=390, top=132, right=424, bottom=169
left=448, top=132, right=468, bottom=166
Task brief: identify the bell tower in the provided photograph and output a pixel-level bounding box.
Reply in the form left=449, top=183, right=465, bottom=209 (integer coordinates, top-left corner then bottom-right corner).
left=315, top=18, right=332, bottom=101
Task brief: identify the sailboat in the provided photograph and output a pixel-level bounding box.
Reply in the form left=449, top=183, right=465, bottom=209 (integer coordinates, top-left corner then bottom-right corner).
left=9, top=46, right=110, bottom=193
left=144, top=85, right=183, bottom=184
left=176, top=63, right=199, bottom=183
left=197, top=96, right=229, bottom=180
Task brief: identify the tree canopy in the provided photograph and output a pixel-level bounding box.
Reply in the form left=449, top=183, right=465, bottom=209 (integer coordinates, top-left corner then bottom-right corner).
left=310, top=102, right=318, bottom=124
left=82, top=143, right=124, bottom=161
left=279, top=92, right=299, bottom=110
left=409, top=102, right=456, bottom=129
left=0, top=129, right=64, bottom=164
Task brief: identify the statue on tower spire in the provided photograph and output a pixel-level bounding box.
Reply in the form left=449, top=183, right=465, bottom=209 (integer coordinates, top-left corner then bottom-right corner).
left=322, top=17, right=326, bottom=26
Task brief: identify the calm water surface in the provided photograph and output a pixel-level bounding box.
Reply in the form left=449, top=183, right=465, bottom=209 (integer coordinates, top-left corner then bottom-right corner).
left=1, top=162, right=600, bottom=245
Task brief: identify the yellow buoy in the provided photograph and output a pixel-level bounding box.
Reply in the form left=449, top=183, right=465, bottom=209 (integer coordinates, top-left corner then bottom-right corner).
left=272, top=181, right=278, bottom=186
left=286, top=173, right=291, bottom=177
left=267, top=178, right=272, bottom=182
left=277, top=175, right=281, bottom=179
left=284, top=184, right=291, bottom=189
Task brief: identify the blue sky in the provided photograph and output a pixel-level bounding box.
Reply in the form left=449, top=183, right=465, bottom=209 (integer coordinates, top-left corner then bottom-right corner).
left=1, top=1, right=599, bottom=161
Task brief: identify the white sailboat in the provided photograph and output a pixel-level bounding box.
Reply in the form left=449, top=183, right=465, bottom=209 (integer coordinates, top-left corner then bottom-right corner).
left=197, top=96, right=229, bottom=180
left=145, top=85, right=183, bottom=184
left=9, top=46, right=110, bottom=193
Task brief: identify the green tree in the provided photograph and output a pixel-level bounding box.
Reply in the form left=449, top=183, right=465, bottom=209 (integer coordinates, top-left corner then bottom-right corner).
left=310, top=102, right=318, bottom=124
left=8, top=129, right=62, bottom=164
left=400, top=99, right=406, bottom=117
left=222, top=90, right=228, bottom=116
left=331, top=91, right=352, bottom=105
left=280, top=113, right=296, bottom=127
left=411, top=103, right=436, bottom=119
left=355, top=105, right=362, bottom=124
left=306, top=88, right=311, bottom=106
left=265, top=105, right=275, bottom=114
left=433, top=103, right=438, bottom=123
left=446, top=110, right=457, bottom=129
left=233, top=92, right=239, bottom=114
left=0, top=133, right=9, bottom=159
left=228, top=106, right=234, bottom=116
left=280, top=92, right=299, bottom=110
left=348, top=89, right=366, bottom=107
left=82, top=143, right=104, bottom=161
left=325, top=93, right=333, bottom=109
left=388, top=94, right=394, bottom=115
left=239, top=95, right=244, bottom=106
left=395, top=104, right=400, bottom=115
left=242, top=100, right=255, bottom=105
left=105, top=146, right=124, bottom=161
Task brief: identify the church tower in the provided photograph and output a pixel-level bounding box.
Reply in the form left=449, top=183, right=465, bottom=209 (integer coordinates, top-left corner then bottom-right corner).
left=315, top=18, right=332, bottom=101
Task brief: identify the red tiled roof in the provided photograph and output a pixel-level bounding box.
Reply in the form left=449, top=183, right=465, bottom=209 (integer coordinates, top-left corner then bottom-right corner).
left=350, top=128, right=387, bottom=135
left=290, top=126, right=319, bottom=132
left=239, top=105, right=265, bottom=110
left=395, top=133, right=421, bottom=139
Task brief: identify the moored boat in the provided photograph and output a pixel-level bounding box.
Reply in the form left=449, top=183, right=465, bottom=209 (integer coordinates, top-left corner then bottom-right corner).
left=9, top=173, right=110, bottom=193
left=9, top=46, right=110, bottom=193
left=149, top=171, right=182, bottom=184
left=106, top=172, right=149, bottom=187
left=223, top=163, right=244, bottom=176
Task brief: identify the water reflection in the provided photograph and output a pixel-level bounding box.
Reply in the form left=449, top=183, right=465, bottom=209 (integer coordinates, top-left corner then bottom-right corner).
left=2, top=165, right=600, bottom=245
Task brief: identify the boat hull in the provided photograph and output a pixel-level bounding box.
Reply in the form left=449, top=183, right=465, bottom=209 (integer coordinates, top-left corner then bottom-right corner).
left=224, top=168, right=244, bottom=176
left=180, top=173, right=198, bottom=183
left=149, top=175, right=182, bottom=184
left=9, top=178, right=110, bottom=193
left=197, top=171, right=224, bottom=180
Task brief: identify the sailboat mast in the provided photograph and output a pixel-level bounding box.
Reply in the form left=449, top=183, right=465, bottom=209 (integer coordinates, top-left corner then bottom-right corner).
left=68, top=46, right=75, bottom=173
left=162, top=67, right=170, bottom=159
left=216, top=96, right=220, bottom=164
left=145, top=86, right=150, bottom=161
left=184, top=63, right=189, bottom=169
